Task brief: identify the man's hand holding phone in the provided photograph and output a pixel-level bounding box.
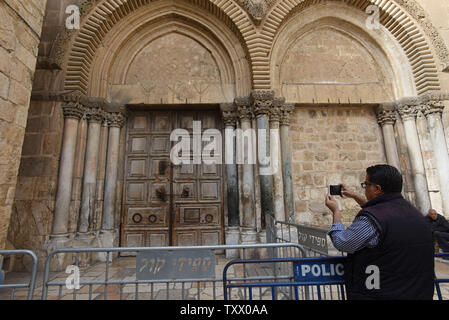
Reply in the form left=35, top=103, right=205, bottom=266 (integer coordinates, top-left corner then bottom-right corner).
left=340, top=184, right=367, bottom=206
left=325, top=194, right=342, bottom=224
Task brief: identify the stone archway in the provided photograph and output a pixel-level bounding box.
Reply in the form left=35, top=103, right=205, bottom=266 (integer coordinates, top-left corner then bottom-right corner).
left=53, top=0, right=254, bottom=95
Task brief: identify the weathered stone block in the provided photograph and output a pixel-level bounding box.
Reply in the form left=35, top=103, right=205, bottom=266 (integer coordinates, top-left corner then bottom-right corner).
left=0, top=99, right=14, bottom=123
left=21, top=133, right=41, bottom=155
left=0, top=72, right=10, bottom=100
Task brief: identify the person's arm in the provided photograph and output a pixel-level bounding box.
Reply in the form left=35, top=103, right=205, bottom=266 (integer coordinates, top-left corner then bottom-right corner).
left=325, top=195, right=379, bottom=253
left=440, top=215, right=449, bottom=232
left=325, top=194, right=342, bottom=224
left=327, top=215, right=380, bottom=254
left=341, top=184, right=367, bottom=207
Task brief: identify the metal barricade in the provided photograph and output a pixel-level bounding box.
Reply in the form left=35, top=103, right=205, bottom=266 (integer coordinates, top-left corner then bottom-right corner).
left=435, top=253, right=449, bottom=300
left=267, top=214, right=345, bottom=257
left=0, top=250, right=38, bottom=300
left=41, top=243, right=306, bottom=300
left=223, top=256, right=346, bottom=300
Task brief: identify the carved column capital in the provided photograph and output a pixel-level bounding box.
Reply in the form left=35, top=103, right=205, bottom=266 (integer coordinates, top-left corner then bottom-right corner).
left=376, top=103, right=397, bottom=126
left=86, top=107, right=105, bottom=123
left=397, top=104, right=419, bottom=121
left=269, top=97, right=285, bottom=123
left=61, top=94, right=88, bottom=120
left=220, top=103, right=237, bottom=127
left=251, top=90, right=275, bottom=117
left=106, top=112, right=126, bottom=128
left=280, top=103, right=294, bottom=126
left=235, top=96, right=253, bottom=121
left=423, top=100, right=445, bottom=117
left=86, top=98, right=107, bottom=123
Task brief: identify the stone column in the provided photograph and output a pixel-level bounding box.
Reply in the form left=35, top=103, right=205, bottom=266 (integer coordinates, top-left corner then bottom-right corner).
left=280, top=103, right=295, bottom=222
left=52, top=96, right=86, bottom=236
left=376, top=104, right=401, bottom=171
left=221, top=103, right=240, bottom=258
left=78, top=104, right=104, bottom=234
left=423, top=99, right=449, bottom=216
left=102, top=111, right=126, bottom=231
left=270, top=97, right=286, bottom=222
left=397, top=102, right=431, bottom=214
left=251, top=90, right=274, bottom=222
left=97, top=108, right=126, bottom=251
left=236, top=97, right=257, bottom=250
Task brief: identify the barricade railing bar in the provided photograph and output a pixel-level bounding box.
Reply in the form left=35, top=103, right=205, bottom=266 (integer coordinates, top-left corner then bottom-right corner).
left=223, top=257, right=346, bottom=301
left=225, top=254, right=449, bottom=301
left=0, top=250, right=38, bottom=300
left=267, top=214, right=345, bottom=257
left=41, top=243, right=307, bottom=300
left=0, top=247, right=447, bottom=300
left=435, top=253, right=449, bottom=300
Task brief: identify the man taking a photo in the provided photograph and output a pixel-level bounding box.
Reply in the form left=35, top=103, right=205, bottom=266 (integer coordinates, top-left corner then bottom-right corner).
left=325, top=164, right=434, bottom=300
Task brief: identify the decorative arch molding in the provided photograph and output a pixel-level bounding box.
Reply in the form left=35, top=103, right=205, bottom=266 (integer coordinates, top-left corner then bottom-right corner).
left=88, top=13, right=249, bottom=101
left=271, top=5, right=416, bottom=102
left=263, top=0, right=443, bottom=94
left=57, top=0, right=258, bottom=94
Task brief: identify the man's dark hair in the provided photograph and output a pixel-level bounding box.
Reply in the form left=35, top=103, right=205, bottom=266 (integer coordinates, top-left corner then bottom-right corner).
left=366, top=164, right=403, bottom=194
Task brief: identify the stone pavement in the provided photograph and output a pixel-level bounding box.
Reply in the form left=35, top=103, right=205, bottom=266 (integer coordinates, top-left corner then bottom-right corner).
left=1, top=255, right=449, bottom=300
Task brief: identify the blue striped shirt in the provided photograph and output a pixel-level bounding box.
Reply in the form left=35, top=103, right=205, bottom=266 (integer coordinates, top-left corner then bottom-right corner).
left=327, top=215, right=380, bottom=254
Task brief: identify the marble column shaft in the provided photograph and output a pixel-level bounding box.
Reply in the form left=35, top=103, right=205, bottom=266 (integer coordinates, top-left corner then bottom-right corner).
left=52, top=99, right=85, bottom=236
left=251, top=91, right=274, bottom=220
left=397, top=103, right=431, bottom=214
left=270, top=98, right=285, bottom=222
left=78, top=107, right=104, bottom=233
left=222, top=109, right=240, bottom=227
left=423, top=100, right=449, bottom=216
left=102, top=112, right=126, bottom=230
left=280, top=103, right=295, bottom=222
left=376, top=105, right=401, bottom=171
left=236, top=97, right=256, bottom=230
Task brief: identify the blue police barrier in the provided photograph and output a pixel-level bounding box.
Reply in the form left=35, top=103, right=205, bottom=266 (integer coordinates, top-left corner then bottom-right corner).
left=293, top=257, right=345, bottom=284
left=435, top=253, right=449, bottom=300
left=293, top=257, right=346, bottom=300
left=223, top=257, right=347, bottom=300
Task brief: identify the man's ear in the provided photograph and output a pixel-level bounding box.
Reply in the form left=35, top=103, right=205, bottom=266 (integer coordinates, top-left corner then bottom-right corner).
left=375, top=184, right=384, bottom=195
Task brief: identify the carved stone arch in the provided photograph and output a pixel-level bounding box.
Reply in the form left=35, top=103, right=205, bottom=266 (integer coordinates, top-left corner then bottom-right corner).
left=88, top=10, right=250, bottom=102
left=271, top=4, right=417, bottom=102
left=263, top=0, right=446, bottom=94
left=53, top=0, right=256, bottom=94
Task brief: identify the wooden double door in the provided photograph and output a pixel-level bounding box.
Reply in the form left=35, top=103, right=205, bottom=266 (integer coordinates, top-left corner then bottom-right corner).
left=122, top=109, right=224, bottom=247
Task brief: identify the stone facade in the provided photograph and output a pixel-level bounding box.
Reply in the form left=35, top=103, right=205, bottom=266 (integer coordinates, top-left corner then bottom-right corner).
left=0, top=0, right=47, bottom=250
left=2, top=0, right=449, bottom=270
left=290, top=107, right=386, bottom=226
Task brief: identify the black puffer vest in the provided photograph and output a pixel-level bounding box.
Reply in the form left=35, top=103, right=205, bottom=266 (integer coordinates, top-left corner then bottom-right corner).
left=345, top=193, right=435, bottom=300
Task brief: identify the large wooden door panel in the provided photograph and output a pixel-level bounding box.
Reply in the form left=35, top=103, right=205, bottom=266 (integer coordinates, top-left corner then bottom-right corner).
left=122, top=109, right=223, bottom=248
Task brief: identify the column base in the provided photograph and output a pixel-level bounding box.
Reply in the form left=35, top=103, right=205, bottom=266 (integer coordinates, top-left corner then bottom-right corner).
left=43, top=230, right=120, bottom=271
left=225, top=227, right=240, bottom=260
left=96, top=230, right=119, bottom=262
left=43, top=234, right=75, bottom=272
left=240, top=228, right=258, bottom=259
left=257, top=231, right=268, bottom=258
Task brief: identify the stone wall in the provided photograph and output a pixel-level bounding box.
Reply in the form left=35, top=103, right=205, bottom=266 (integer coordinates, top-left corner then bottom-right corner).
left=8, top=100, right=62, bottom=252
left=290, top=106, right=387, bottom=227
left=0, top=0, right=47, bottom=249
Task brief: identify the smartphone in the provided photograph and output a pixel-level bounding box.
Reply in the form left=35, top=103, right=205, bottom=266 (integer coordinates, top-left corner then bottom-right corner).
left=329, top=185, right=343, bottom=197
